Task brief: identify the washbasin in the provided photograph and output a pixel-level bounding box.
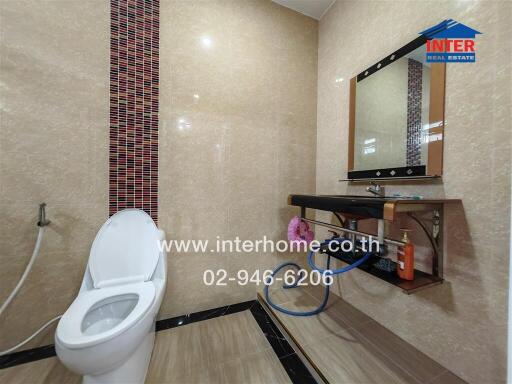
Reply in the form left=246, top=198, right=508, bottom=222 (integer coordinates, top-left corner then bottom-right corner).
left=288, top=194, right=389, bottom=220
left=288, top=194, right=423, bottom=220
left=320, top=195, right=420, bottom=200
left=288, top=194, right=458, bottom=221
left=321, top=194, right=383, bottom=199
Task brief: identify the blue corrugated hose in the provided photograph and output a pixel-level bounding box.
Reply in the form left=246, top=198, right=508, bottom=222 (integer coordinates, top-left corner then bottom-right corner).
left=264, top=238, right=372, bottom=317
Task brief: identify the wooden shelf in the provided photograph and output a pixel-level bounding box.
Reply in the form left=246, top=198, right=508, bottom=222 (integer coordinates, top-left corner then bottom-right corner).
left=288, top=193, right=455, bottom=292
left=323, top=249, right=443, bottom=294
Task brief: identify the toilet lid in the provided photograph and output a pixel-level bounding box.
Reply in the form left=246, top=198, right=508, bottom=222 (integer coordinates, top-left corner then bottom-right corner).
left=89, top=209, right=161, bottom=288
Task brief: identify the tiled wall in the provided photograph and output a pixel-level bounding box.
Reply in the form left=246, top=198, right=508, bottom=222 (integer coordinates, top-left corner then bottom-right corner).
left=0, top=0, right=109, bottom=351
left=317, top=1, right=511, bottom=383
left=158, top=0, right=318, bottom=318
left=109, top=0, right=159, bottom=223
left=406, top=58, right=423, bottom=166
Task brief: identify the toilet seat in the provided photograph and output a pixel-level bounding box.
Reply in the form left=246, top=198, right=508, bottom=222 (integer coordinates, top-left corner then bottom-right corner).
left=89, top=209, right=161, bottom=289
left=56, top=281, right=155, bottom=349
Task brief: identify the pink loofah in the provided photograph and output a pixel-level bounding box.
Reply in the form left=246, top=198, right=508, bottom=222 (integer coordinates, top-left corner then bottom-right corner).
left=287, top=216, right=314, bottom=244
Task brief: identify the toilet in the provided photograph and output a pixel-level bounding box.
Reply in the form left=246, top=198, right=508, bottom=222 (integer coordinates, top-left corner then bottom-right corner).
left=55, top=209, right=167, bottom=384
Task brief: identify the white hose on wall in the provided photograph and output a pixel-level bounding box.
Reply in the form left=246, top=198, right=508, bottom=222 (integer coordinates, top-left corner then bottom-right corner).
left=0, top=227, right=45, bottom=316
left=0, top=226, right=62, bottom=356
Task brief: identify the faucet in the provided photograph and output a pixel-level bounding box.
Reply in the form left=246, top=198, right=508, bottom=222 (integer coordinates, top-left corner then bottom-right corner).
left=366, top=181, right=385, bottom=197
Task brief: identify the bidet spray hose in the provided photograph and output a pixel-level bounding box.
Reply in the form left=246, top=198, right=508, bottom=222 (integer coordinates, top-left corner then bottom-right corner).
left=0, top=215, right=61, bottom=356
left=0, top=227, right=45, bottom=317
left=0, top=316, right=62, bottom=356
left=264, top=238, right=372, bottom=317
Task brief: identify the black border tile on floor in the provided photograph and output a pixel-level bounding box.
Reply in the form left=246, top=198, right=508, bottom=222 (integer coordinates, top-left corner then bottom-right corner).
left=0, top=345, right=56, bottom=370
left=250, top=301, right=317, bottom=384
left=280, top=353, right=319, bottom=384
left=1, top=298, right=317, bottom=384
left=250, top=301, right=296, bottom=359
left=1, top=302, right=253, bottom=369
left=155, top=299, right=255, bottom=332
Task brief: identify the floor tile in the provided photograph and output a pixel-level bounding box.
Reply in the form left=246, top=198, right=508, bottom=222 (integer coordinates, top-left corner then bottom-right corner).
left=304, top=286, right=374, bottom=329
left=146, top=310, right=288, bottom=384
left=218, top=349, right=291, bottom=384
left=353, top=320, right=447, bottom=383
left=265, top=284, right=318, bottom=306
left=146, top=316, right=212, bottom=382
left=429, top=370, right=467, bottom=384
left=305, top=330, right=419, bottom=384
left=260, top=286, right=467, bottom=384
left=270, top=291, right=355, bottom=346
left=156, top=363, right=222, bottom=384
left=0, top=345, right=56, bottom=369
left=0, top=357, right=80, bottom=384
left=250, top=303, right=296, bottom=358
left=279, top=353, right=318, bottom=384
left=1, top=307, right=299, bottom=384
left=199, top=311, right=271, bottom=367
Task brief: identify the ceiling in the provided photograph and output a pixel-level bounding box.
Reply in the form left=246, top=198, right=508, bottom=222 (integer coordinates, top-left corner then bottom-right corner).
left=272, top=0, right=335, bottom=20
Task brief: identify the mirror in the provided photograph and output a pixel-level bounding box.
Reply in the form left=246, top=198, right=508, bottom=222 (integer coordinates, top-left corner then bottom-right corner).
left=348, top=36, right=446, bottom=180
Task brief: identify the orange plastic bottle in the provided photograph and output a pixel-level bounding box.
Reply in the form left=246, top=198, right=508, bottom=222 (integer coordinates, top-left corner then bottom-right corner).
left=397, top=229, right=414, bottom=281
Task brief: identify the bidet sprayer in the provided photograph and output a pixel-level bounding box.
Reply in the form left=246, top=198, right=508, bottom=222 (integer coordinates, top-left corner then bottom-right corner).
left=37, top=203, right=51, bottom=227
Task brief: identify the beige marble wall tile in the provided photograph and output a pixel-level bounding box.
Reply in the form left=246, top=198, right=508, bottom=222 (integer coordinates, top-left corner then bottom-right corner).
left=317, top=1, right=511, bottom=383
left=0, top=0, right=109, bottom=350
left=158, top=0, right=318, bottom=318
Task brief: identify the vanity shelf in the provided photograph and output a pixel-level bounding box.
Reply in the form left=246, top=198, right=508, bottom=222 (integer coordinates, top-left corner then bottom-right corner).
left=288, top=194, right=461, bottom=294
left=288, top=194, right=460, bottom=221
left=323, top=249, right=443, bottom=294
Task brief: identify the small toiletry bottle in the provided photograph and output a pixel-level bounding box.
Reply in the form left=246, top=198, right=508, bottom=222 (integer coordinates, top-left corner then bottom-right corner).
left=397, top=229, right=414, bottom=281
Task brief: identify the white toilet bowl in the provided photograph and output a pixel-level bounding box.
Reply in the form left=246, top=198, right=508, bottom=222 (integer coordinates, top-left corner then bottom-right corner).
left=55, top=209, right=167, bottom=384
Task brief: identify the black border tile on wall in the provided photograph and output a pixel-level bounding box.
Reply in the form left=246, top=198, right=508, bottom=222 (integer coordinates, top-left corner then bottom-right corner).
left=0, top=300, right=317, bottom=384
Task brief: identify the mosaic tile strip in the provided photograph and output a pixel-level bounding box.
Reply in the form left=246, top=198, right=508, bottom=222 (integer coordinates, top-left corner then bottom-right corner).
left=110, top=0, right=159, bottom=223
left=406, top=58, right=423, bottom=167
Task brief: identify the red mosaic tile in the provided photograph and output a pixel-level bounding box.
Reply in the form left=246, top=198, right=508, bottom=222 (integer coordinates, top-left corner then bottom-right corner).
left=110, top=0, right=158, bottom=224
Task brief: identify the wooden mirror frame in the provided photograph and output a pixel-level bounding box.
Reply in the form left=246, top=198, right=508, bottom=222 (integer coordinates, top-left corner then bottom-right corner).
left=347, top=36, right=446, bottom=180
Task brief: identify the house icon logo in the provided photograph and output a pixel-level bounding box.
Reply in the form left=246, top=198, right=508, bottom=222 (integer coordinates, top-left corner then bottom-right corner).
left=420, top=19, right=482, bottom=63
